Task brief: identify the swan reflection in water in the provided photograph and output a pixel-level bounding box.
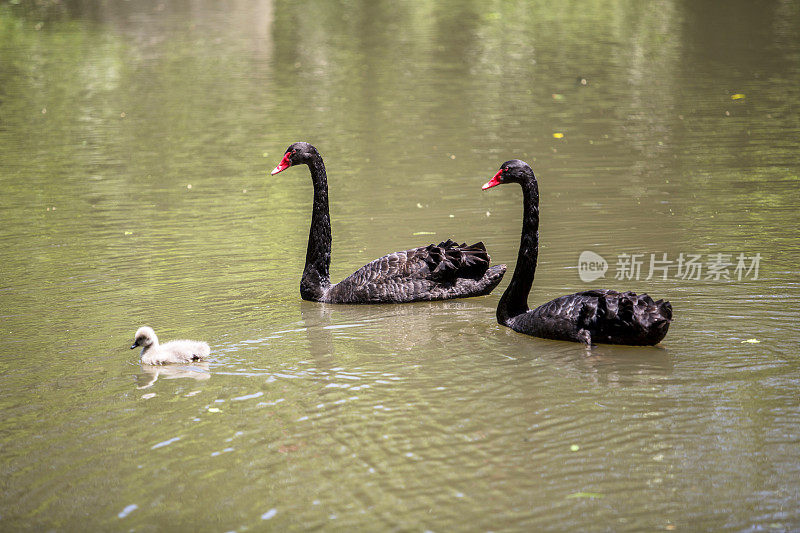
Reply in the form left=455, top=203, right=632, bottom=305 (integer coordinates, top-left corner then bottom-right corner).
left=135, top=362, right=211, bottom=389
left=300, top=299, right=673, bottom=384
left=299, top=298, right=497, bottom=358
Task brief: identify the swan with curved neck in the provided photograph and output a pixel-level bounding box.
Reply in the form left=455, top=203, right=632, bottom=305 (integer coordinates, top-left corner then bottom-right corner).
left=483, top=160, right=672, bottom=345
left=270, top=142, right=506, bottom=304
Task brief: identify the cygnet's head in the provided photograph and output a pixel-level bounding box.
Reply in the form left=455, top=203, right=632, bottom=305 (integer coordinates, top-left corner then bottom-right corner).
left=131, top=326, right=158, bottom=350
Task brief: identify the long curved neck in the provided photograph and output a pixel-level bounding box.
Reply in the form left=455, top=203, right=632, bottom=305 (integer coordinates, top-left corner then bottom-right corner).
left=300, top=155, right=332, bottom=301
left=497, top=176, right=539, bottom=325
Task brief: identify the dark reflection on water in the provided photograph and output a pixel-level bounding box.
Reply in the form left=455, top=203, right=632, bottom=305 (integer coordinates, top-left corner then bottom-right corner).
left=1, top=0, right=799, bottom=530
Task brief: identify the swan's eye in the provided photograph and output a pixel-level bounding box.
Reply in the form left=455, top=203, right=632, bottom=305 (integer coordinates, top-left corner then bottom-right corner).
left=291, top=150, right=297, bottom=154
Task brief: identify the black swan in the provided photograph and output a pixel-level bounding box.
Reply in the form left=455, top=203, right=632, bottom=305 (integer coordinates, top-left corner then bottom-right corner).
left=482, top=160, right=672, bottom=345
left=270, top=142, right=506, bottom=304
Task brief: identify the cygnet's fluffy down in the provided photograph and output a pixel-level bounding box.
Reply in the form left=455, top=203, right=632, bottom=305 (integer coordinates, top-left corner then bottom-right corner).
left=130, top=326, right=210, bottom=365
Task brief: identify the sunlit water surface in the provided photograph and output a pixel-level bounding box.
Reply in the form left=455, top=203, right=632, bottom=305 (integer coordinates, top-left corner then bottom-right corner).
left=1, top=1, right=799, bottom=530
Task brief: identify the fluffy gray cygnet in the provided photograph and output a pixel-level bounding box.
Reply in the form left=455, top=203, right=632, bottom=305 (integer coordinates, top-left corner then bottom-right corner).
left=130, top=326, right=210, bottom=365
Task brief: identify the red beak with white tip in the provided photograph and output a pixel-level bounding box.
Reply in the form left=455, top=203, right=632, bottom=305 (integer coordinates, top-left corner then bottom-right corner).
left=482, top=169, right=503, bottom=190
left=270, top=152, right=292, bottom=175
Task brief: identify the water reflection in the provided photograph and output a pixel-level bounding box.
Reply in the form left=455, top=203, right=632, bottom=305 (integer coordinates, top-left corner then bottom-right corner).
left=574, top=344, right=673, bottom=386
left=300, top=299, right=498, bottom=355
left=135, top=362, right=211, bottom=389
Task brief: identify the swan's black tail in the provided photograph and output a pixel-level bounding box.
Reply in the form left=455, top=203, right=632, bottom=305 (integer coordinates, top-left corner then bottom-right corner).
left=576, top=289, right=672, bottom=345
left=426, top=240, right=491, bottom=281
left=633, top=292, right=672, bottom=345
left=648, top=298, right=673, bottom=344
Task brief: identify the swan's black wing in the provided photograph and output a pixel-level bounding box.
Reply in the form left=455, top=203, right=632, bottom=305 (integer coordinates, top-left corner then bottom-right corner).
left=512, top=289, right=672, bottom=345
left=325, top=240, right=506, bottom=303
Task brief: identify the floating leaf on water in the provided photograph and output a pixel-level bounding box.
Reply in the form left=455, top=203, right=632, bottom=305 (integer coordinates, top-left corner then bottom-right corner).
left=141, top=393, right=156, bottom=399
left=570, top=444, right=580, bottom=452
left=124, top=231, right=133, bottom=235
left=186, top=184, right=192, bottom=189
left=731, top=93, right=745, bottom=100
left=208, top=407, right=221, bottom=413
left=566, top=492, right=604, bottom=499
left=741, top=339, right=760, bottom=344
left=553, top=132, right=564, bottom=139
left=412, top=231, right=435, bottom=236
left=552, top=93, right=565, bottom=100
left=261, top=508, right=278, bottom=520
left=416, top=203, right=423, bottom=208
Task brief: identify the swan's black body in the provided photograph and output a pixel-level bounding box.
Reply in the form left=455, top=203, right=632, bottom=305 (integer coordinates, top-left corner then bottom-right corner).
left=270, top=142, right=506, bottom=304
left=484, top=160, right=672, bottom=345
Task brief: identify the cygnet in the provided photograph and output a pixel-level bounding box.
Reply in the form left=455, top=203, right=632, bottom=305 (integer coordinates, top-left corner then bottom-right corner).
left=130, top=326, right=210, bottom=365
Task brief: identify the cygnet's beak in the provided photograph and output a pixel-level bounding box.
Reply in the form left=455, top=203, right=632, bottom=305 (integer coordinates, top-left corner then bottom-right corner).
left=130, top=341, right=139, bottom=350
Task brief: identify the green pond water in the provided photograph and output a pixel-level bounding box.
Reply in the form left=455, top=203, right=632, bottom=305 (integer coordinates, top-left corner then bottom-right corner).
left=1, top=0, right=799, bottom=530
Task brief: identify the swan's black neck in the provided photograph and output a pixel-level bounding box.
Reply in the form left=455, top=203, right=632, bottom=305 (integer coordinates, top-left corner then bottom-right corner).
left=497, top=176, right=539, bottom=325
left=300, top=154, right=332, bottom=301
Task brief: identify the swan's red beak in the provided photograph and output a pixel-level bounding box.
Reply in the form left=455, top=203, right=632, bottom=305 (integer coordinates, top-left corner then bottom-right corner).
left=482, top=169, right=503, bottom=190
left=270, top=152, right=292, bottom=175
